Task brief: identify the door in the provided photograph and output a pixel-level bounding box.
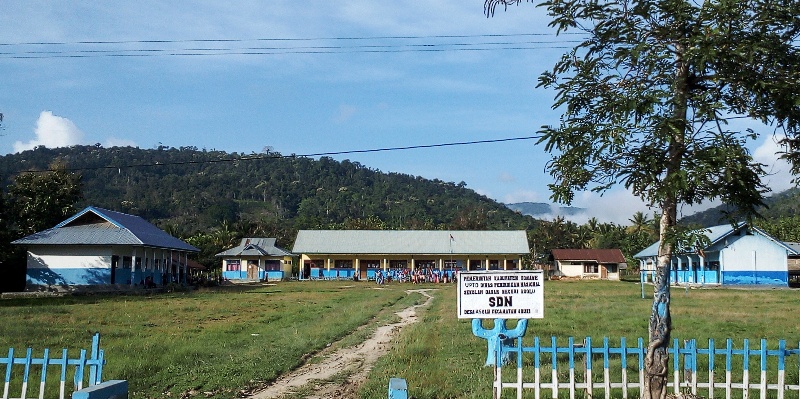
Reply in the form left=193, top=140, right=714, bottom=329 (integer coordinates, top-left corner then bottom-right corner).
left=247, top=261, right=259, bottom=280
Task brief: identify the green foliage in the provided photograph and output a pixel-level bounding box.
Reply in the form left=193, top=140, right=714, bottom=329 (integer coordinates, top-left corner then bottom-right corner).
left=0, top=146, right=531, bottom=233
left=534, top=0, right=800, bottom=222
left=759, top=215, right=800, bottom=242
left=7, top=162, right=82, bottom=236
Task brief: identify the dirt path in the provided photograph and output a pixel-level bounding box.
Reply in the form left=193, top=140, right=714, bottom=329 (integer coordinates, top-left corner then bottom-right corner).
left=245, top=289, right=434, bottom=399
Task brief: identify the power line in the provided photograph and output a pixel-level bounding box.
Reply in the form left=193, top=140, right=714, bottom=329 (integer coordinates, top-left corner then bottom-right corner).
left=0, top=33, right=586, bottom=59
left=2, top=45, right=579, bottom=59
left=0, top=32, right=585, bottom=47
left=24, top=135, right=541, bottom=173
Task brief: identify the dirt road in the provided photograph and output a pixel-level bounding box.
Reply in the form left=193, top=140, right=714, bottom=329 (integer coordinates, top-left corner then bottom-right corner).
left=245, top=289, right=434, bottom=399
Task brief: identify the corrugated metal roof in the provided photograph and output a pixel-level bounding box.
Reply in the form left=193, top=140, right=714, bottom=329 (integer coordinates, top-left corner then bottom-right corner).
left=551, top=248, right=626, bottom=263
left=216, top=237, right=294, bottom=257
left=633, top=222, right=798, bottom=258
left=12, top=206, right=198, bottom=252
left=634, top=241, right=659, bottom=258
left=292, top=230, right=529, bottom=255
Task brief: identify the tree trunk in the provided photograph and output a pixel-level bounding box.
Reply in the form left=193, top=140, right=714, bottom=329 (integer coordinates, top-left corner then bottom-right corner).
left=644, top=39, right=689, bottom=399
left=644, top=207, right=675, bottom=399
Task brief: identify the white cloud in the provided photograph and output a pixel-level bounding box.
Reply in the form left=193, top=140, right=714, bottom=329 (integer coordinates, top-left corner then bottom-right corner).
left=498, top=172, right=515, bottom=183
left=753, top=134, right=794, bottom=193
left=503, top=190, right=542, bottom=204
left=334, top=104, right=358, bottom=123
left=13, top=111, right=84, bottom=153
left=566, top=190, right=653, bottom=225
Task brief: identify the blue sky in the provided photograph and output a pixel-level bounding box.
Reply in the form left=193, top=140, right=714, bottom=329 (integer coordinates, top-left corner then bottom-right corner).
left=0, top=1, right=794, bottom=224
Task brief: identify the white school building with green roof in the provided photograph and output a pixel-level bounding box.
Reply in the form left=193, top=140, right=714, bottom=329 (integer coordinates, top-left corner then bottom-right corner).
left=291, top=230, right=529, bottom=280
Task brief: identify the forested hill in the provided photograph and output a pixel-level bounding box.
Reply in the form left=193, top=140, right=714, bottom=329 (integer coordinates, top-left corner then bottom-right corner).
left=0, top=145, right=537, bottom=241
left=680, top=187, right=800, bottom=226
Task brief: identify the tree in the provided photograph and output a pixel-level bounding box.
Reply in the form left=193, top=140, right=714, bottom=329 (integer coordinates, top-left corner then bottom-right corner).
left=487, top=1, right=800, bottom=398
left=8, top=162, right=83, bottom=236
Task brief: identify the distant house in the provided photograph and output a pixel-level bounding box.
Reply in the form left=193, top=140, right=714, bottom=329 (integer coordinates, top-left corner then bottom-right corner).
left=787, top=242, right=800, bottom=284
left=634, top=222, right=799, bottom=286
left=292, top=230, right=529, bottom=280
left=550, top=248, right=626, bottom=280
left=216, top=238, right=294, bottom=281
left=11, top=206, right=199, bottom=289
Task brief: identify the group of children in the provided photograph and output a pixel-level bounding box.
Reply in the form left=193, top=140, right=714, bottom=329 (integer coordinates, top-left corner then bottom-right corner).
left=375, top=268, right=458, bottom=284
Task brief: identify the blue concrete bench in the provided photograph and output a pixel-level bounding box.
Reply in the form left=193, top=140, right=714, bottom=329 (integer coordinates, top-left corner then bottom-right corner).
left=72, top=380, right=127, bottom=399
left=1, top=333, right=126, bottom=399
left=388, top=377, right=408, bottom=399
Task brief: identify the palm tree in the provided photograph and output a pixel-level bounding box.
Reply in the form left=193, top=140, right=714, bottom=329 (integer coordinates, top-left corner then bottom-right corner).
left=627, top=211, right=652, bottom=235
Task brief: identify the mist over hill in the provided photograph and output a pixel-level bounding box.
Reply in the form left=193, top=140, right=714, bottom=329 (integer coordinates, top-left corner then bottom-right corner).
left=504, top=202, right=586, bottom=219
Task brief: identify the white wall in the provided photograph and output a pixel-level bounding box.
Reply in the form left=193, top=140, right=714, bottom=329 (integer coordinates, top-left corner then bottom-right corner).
left=28, top=246, right=113, bottom=270
left=722, top=234, right=787, bottom=272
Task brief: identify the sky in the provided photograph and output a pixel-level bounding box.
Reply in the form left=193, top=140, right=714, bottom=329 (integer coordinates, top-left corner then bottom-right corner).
left=0, top=1, right=795, bottom=225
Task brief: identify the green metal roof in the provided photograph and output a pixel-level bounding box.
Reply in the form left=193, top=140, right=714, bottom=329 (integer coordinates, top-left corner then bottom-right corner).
left=292, top=230, right=529, bottom=255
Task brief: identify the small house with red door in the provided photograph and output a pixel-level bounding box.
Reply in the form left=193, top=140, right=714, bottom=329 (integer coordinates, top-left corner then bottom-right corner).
left=550, top=248, right=626, bottom=280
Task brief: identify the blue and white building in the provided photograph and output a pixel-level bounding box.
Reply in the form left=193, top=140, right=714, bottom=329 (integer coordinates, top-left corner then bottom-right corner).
left=12, top=206, right=199, bottom=289
left=634, top=222, right=799, bottom=286
left=216, top=238, right=294, bottom=281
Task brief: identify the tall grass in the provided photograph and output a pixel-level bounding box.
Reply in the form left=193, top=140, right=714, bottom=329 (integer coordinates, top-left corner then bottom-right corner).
left=360, top=280, right=800, bottom=398
left=1, top=280, right=797, bottom=399
left=0, top=282, right=412, bottom=398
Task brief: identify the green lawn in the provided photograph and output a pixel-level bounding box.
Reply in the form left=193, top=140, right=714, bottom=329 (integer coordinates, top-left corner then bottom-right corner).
left=1, top=280, right=797, bottom=399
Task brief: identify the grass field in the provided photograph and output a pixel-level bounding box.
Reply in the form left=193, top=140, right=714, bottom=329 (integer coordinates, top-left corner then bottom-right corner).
left=1, top=280, right=798, bottom=399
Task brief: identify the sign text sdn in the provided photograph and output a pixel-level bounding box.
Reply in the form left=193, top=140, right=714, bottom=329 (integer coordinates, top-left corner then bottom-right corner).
left=456, top=270, right=544, bottom=319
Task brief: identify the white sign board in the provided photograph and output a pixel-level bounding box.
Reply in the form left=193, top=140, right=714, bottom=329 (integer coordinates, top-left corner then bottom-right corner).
left=457, top=270, right=544, bottom=319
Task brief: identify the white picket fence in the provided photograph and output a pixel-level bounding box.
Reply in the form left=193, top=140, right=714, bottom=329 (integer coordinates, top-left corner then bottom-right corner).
left=494, top=336, right=800, bottom=399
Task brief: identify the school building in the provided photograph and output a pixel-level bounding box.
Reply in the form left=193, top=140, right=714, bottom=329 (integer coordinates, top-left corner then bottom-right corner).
left=291, top=230, right=529, bottom=280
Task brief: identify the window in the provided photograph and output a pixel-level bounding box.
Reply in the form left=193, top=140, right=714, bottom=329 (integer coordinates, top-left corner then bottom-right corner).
left=263, top=260, right=281, bottom=271
left=584, top=263, right=599, bottom=274
left=226, top=260, right=240, bottom=272
left=364, top=260, right=381, bottom=269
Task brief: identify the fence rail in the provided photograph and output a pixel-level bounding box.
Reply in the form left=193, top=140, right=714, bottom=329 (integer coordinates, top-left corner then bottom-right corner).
left=1, top=333, right=104, bottom=399
left=495, top=336, right=800, bottom=399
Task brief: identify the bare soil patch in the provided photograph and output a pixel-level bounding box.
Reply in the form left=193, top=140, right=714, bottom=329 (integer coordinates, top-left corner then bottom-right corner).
left=245, top=289, right=434, bottom=399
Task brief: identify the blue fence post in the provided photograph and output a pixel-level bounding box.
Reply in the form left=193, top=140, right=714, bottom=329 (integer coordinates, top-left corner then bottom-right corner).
left=471, top=318, right=528, bottom=366
left=89, top=333, right=100, bottom=385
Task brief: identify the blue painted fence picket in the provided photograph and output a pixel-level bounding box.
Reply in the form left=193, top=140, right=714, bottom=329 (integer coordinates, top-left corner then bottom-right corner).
left=1, top=333, right=104, bottom=399
left=494, top=336, right=800, bottom=399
